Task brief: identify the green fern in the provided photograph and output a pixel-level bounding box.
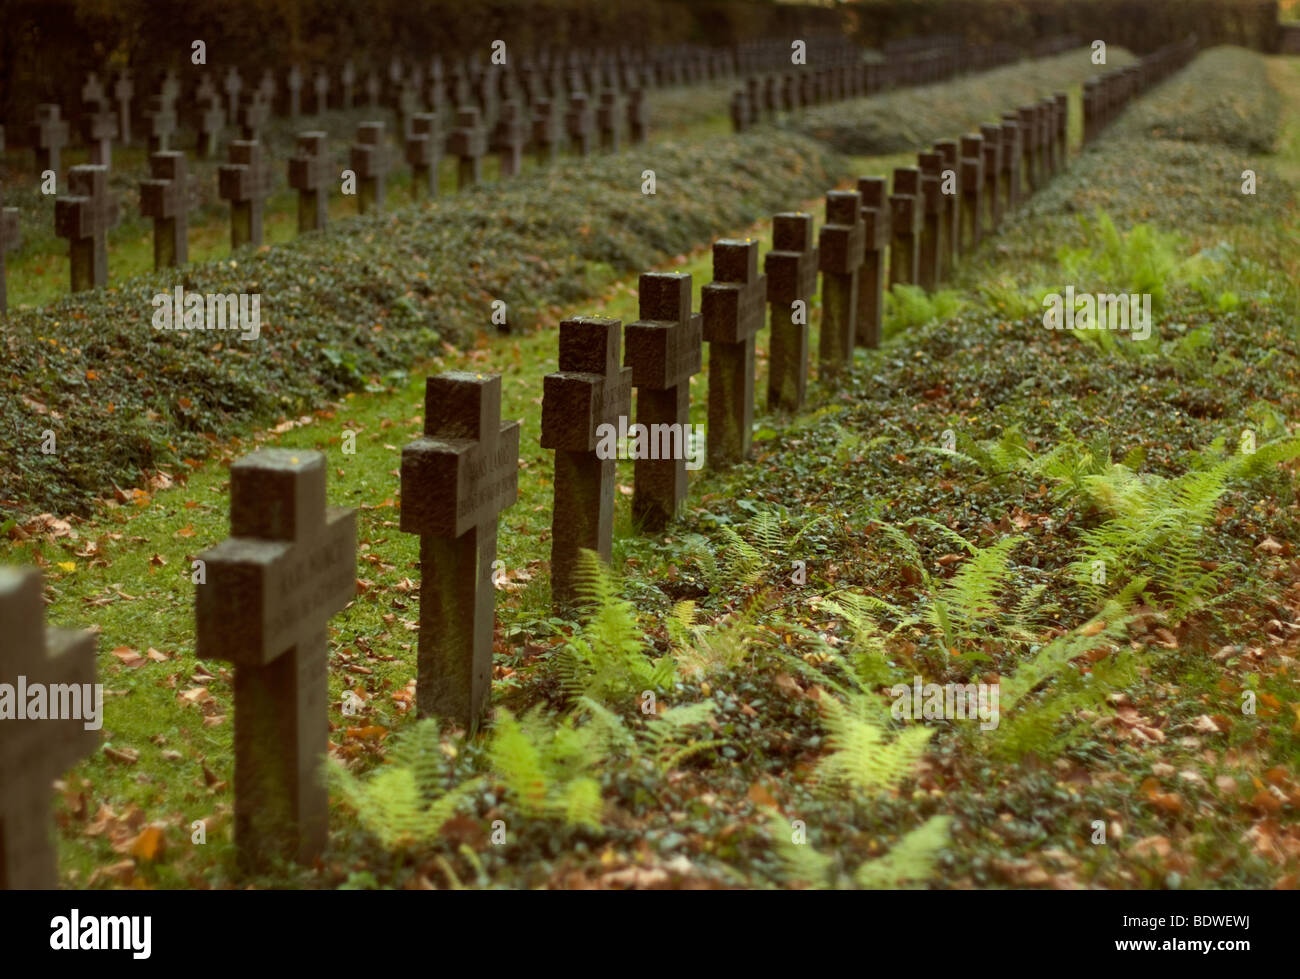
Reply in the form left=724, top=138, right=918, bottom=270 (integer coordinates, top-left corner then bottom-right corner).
left=814, top=691, right=933, bottom=796
left=327, top=719, right=483, bottom=850
left=488, top=707, right=604, bottom=828
left=770, top=812, right=952, bottom=889
left=555, top=549, right=675, bottom=707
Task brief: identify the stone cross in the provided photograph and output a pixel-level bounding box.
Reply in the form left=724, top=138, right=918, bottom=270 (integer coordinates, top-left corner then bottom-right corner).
left=405, top=113, right=443, bottom=199
left=999, top=113, right=1022, bottom=215
left=979, top=123, right=1003, bottom=232
left=196, top=94, right=225, bottom=159
left=1, top=181, right=19, bottom=313
left=54, top=165, right=118, bottom=292
left=341, top=62, right=356, bottom=111
left=30, top=104, right=69, bottom=178
left=219, top=139, right=270, bottom=249
left=817, top=192, right=865, bottom=373
left=312, top=70, right=330, bottom=116
left=888, top=167, right=923, bottom=288
left=1040, top=98, right=1058, bottom=179
left=286, top=65, right=303, bottom=118
left=113, top=70, right=134, bottom=145
left=764, top=212, right=818, bottom=411
left=540, top=318, right=632, bottom=607
left=729, top=90, right=750, bottom=133
left=915, top=152, right=944, bottom=290
left=400, top=373, right=519, bottom=728
left=196, top=449, right=355, bottom=868
left=365, top=71, right=381, bottom=110
left=531, top=98, right=564, bottom=164
left=142, top=95, right=176, bottom=153
left=702, top=239, right=766, bottom=467
left=959, top=133, right=984, bottom=252
left=349, top=122, right=390, bottom=214
left=932, top=140, right=960, bottom=273
left=80, top=74, right=117, bottom=168
left=489, top=100, right=527, bottom=178
left=139, top=151, right=190, bottom=268
left=624, top=273, right=703, bottom=529
left=0, top=567, right=97, bottom=889
left=236, top=92, right=270, bottom=140
left=258, top=68, right=277, bottom=110
left=1053, top=92, right=1069, bottom=172
left=626, top=88, right=649, bottom=144
left=566, top=93, right=595, bottom=156
left=223, top=67, right=242, bottom=122
left=1017, top=104, right=1038, bottom=194
left=596, top=90, right=623, bottom=152
left=288, top=132, right=332, bottom=232
left=855, top=177, right=889, bottom=349
left=447, top=107, right=487, bottom=189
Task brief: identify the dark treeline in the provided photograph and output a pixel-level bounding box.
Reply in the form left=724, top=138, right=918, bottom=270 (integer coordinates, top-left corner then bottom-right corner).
left=0, top=0, right=1281, bottom=133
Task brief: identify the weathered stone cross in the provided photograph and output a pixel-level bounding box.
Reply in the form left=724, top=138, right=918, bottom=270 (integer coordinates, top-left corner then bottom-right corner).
left=218, top=139, right=271, bottom=249
left=702, top=239, right=767, bottom=466
left=888, top=167, right=923, bottom=288
left=855, top=177, right=890, bottom=348
left=541, top=318, right=632, bottom=607
left=624, top=272, right=703, bottom=529
left=195, top=449, right=356, bottom=868
left=448, top=107, right=487, bottom=189
left=30, top=104, right=69, bottom=178
left=0, top=566, right=97, bottom=889
left=139, top=151, right=191, bottom=268
left=765, top=212, right=818, bottom=410
left=818, top=192, right=865, bottom=372
left=400, top=372, right=519, bottom=728
left=1, top=181, right=19, bottom=314
left=54, top=165, right=118, bottom=292
left=405, top=113, right=443, bottom=199
left=288, top=132, right=332, bottom=232
left=349, top=121, right=390, bottom=214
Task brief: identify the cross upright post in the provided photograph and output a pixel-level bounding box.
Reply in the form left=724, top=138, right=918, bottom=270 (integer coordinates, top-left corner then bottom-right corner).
left=288, top=132, right=332, bottom=232
left=139, top=150, right=191, bottom=268
left=765, top=213, right=818, bottom=410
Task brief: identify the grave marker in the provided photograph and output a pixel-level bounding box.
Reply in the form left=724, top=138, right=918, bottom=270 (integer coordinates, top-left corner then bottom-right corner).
left=818, top=192, right=865, bottom=371
left=979, top=123, right=1003, bottom=230
left=531, top=98, right=564, bottom=164
left=341, top=62, right=356, bottom=111
left=959, top=133, right=984, bottom=252
left=489, top=100, right=527, bottom=178
left=855, top=177, right=890, bottom=349
left=702, top=239, right=766, bottom=466
left=915, top=152, right=943, bottom=290
left=541, top=318, right=632, bottom=606
left=349, top=122, right=391, bottom=214
left=139, top=151, right=191, bottom=268
left=400, top=373, right=519, bottom=727
left=54, top=165, right=118, bottom=292
left=1017, top=105, right=1038, bottom=194
left=196, top=449, right=356, bottom=868
left=596, top=90, right=623, bottom=152
left=447, top=107, right=487, bottom=189
left=142, top=95, right=176, bottom=153
left=624, top=272, right=703, bottom=528
left=218, top=139, right=270, bottom=249
left=113, top=71, right=134, bottom=146
left=566, top=93, right=595, bottom=156
left=888, top=167, right=923, bottom=287
left=1053, top=92, right=1069, bottom=171
left=196, top=94, right=225, bottom=159
left=0, top=567, right=98, bottom=889
left=286, top=65, right=303, bottom=118
left=288, top=132, right=332, bottom=232
left=765, top=213, right=818, bottom=410
left=80, top=74, right=117, bottom=168
left=223, top=67, right=242, bottom=122
left=312, top=70, right=330, bottom=116
left=30, top=105, right=69, bottom=178
left=999, top=113, right=1022, bottom=214
left=626, top=88, right=649, bottom=144
left=1, top=181, right=19, bottom=313
left=236, top=93, right=270, bottom=140
left=932, top=139, right=960, bottom=274
left=405, top=113, right=443, bottom=199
